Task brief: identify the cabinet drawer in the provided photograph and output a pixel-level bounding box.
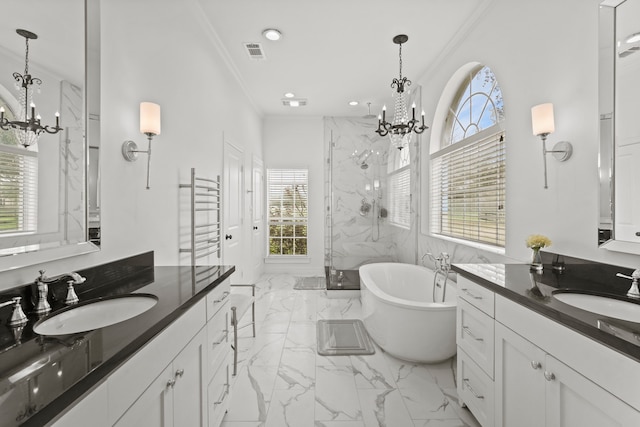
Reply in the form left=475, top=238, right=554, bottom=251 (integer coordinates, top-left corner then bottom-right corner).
left=458, top=276, right=495, bottom=316
left=208, top=353, right=232, bottom=427
left=207, top=305, right=230, bottom=381
left=457, top=298, right=494, bottom=378
left=206, top=278, right=231, bottom=321
left=458, top=348, right=495, bottom=427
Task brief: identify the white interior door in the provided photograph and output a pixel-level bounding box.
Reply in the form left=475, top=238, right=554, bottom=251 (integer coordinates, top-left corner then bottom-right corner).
left=223, top=141, right=244, bottom=284
left=248, top=156, right=264, bottom=283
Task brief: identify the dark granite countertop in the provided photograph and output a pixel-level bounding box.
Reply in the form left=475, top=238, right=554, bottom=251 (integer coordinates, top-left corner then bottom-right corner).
left=452, top=259, right=640, bottom=363
left=0, top=253, right=234, bottom=427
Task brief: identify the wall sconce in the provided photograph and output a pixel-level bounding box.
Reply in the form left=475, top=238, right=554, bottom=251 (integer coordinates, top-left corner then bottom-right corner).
left=122, top=102, right=161, bottom=189
left=531, top=103, right=573, bottom=189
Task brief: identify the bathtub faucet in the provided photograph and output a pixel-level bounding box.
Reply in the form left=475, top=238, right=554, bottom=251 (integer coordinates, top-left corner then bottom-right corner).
left=422, top=252, right=451, bottom=274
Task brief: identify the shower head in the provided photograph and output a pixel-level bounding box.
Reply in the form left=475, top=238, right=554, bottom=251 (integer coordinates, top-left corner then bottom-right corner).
left=360, top=163, right=369, bottom=170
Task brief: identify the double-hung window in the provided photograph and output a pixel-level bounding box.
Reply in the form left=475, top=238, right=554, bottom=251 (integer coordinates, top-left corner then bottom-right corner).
left=0, top=96, right=38, bottom=235
left=388, top=146, right=411, bottom=228
left=430, top=65, right=506, bottom=247
left=267, top=169, right=308, bottom=256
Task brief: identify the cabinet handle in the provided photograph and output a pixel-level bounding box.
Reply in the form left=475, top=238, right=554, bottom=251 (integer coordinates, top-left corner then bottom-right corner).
left=175, top=369, right=184, bottom=379
left=214, top=291, right=230, bottom=304
left=462, top=326, right=484, bottom=341
left=212, top=329, right=229, bottom=346
left=166, top=379, right=176, bottom=389
left=463, top=378, right=484, bottom=399
left=461, top=288, right=483, bottom=300
left=531, top=361, right=542, bottom=370
left=544, top=371, right=556, bottom=381
left=213, top=367, right=231, bottom=406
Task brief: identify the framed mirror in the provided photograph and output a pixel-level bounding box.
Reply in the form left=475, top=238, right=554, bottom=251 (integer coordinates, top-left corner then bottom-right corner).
left=0, top=0, right=100, bottom=271
left=598, top=0, right=640, bottom=254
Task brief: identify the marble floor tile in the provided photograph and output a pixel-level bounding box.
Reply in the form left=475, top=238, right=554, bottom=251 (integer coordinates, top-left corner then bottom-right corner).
left=276, top=347, right=316, bottom=390
left=223, top=273, right=479, bottom=427
left=315, top=365, right=362, bottom=421
left=225, top=365, right=279, bottom=422
left=382, top=352, right=439, bottom=391
left=411, top=420, right=468, bottom=427
left=259, top=311, right=292, bottom=334
left=399, top=385, right=460, bottom=420
left=350, top=353, right=396, bottom=390
left=357, top=388, right=414, bottom=427
left=292, top=294, right=319, bottom=322
left=242, top=333, right=286, bottom=367
left=314, top=422, right=365, bottom=427
left=220, top=422, right=265, bottom=427
left=265, top=388, right=316, bottom=427
left=285, top=321, right=317, bottom=348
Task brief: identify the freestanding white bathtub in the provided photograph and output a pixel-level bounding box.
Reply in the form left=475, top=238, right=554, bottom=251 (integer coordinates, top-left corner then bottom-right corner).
left=359, top=262, right=457, bottom=363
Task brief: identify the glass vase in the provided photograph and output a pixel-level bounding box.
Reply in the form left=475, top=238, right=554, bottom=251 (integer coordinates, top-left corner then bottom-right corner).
left=530, top=248, right=543, bottom=271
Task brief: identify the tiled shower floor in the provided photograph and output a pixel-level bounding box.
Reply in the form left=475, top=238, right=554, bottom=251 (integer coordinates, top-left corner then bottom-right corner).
left=221, top=274, right=481, bottom=427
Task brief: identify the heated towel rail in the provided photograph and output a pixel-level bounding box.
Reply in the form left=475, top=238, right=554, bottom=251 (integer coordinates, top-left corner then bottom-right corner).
left=180, top=168, right=221, bottom=265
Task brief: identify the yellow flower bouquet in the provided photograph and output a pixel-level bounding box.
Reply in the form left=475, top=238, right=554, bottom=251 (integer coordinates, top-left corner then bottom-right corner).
left=526, top=234, right=551, bottom=271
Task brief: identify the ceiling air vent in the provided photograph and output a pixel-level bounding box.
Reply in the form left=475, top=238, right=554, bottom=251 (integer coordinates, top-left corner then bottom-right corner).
left=244, top=42, right=265, bottom=60
left=281, top=98, right=307, bottom=107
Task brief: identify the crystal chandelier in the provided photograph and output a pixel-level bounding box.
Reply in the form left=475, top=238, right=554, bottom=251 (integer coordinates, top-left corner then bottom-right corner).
left=375, top=35, right=428, bottom=150
left=0, top=29, right=62, bottom=148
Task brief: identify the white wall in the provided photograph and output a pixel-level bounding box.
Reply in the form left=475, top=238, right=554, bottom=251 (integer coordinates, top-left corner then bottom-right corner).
left=0, top=0, right=263, bottom=291
left=262, top=116, right=324, bottom=275
left=410, top=0, right=640, bottom=269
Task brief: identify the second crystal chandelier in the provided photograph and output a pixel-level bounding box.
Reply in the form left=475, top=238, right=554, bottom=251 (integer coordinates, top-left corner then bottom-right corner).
left=375, top=34, right=428, bottom=150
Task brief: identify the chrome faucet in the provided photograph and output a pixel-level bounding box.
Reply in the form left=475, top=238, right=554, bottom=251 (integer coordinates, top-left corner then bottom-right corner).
left=0, top=296, right=27, bottom=327
left=422, top=252, right=451, bottom=273
left=33, top=270, right=86, bottom=314
left=616, top=269, right=640, bottom=298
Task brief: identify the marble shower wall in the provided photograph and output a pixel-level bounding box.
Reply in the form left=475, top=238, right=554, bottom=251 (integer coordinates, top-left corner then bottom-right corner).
left=324, top=117, right=397, bottom=270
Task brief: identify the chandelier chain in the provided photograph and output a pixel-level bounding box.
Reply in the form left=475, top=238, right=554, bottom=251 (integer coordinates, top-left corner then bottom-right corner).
left=398, top=43, right=402, bottom=80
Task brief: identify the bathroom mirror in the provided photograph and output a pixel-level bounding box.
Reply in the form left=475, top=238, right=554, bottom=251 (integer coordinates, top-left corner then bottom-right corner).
left=598, top=0, right=640, bottom=254
left=0, top=0, right=100, bottom=271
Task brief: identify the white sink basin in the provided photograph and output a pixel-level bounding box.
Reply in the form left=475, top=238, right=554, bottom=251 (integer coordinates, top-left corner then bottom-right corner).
left=33, top=294, right=158, bottom=336
left=553, top=292, right=640, bottom=323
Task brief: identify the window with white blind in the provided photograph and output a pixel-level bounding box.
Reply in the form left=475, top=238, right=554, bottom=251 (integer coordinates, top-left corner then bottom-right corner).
left=267, top=169, right=308, bottom=256
left=389, top=166, right=411, bottom=228
left=0, top=96, right=38, bottom=235
left=430, top=65, right=505, bottom=247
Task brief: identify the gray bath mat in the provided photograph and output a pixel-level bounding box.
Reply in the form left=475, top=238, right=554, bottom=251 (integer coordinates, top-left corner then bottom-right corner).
left=294, top=276, right=326, bottom=290
left=317, top=319, right=375, bottom=356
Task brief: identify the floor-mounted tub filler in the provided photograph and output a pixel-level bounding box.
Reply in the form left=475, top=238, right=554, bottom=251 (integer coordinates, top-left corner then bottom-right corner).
left=359, top=262, right=458, bottom=363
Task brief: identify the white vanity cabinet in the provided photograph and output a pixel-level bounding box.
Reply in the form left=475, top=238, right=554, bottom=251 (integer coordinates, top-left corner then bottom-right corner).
left=495, top=294, right=640, bottom=427
left=50, top=276, right=232, bottom=427
left=114, top=328, right=207, bottom=427
left=456, top=276, right=496, bottom=427
left=456, top=274, right=640, bottom=427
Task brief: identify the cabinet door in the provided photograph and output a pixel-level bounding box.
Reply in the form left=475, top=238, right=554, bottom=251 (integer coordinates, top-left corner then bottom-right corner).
left=173, top=328, right=207, bottom=427
left=114, top=364, right=174, bottom=427
left=545, top=355, right=640, bottom=427
left=495, top=323, right=546, bottom=427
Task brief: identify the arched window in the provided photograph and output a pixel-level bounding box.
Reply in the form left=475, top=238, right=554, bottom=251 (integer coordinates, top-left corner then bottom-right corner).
left=0, top=91, right=38, bottom=234
left=430, top=65, right=505, bottom=247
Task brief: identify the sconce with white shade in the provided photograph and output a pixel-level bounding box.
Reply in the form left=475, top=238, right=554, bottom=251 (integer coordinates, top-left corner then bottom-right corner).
left=531, top=103, right=573, bottom=189
left=122, top=102, right=161, bottom=189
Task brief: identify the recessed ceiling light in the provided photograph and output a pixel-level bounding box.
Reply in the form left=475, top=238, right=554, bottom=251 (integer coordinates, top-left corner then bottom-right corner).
left=284, top=92, right=295, bottom=98
left=262, top=29, right=282, bottom=41
left=289, top=100, right=300, bottom=107
left=626, top=32, right=640, bottom=44
left=349, top=101, right=359, bottom=106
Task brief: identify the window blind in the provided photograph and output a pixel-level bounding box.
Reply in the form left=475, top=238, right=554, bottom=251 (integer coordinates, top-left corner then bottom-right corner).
left=389, top=165, right=411, bottom=228
left=0, top=145, right=37, bottom=234
left=431, top=131, right=505, bottom=247
left=267, top=169, right=308, bottom=256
